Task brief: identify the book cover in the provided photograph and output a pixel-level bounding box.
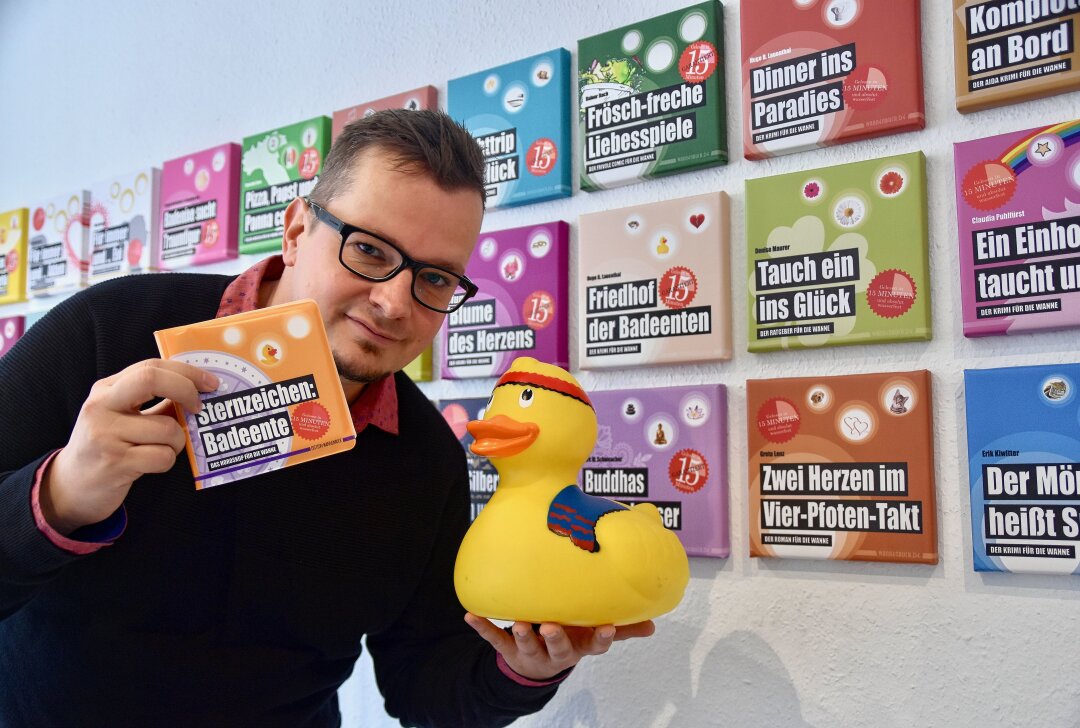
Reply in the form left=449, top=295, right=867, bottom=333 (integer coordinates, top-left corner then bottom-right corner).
left=240, top=116, right=331, bottom=254
left=157, top=143, right=241, bottom=271
left=748, top=370, right=938, bottom=564
left=741, top=0, right=925, bottom=159
left=746, top=151, right=931, bottom=351
left=0, top=316, right=24, bottom=358
left=440, top=221, right=569, bottom=379
left=585, top=384, right=729, bottom=558
left=154, top=300, right=356, bottom=488
left=0, top=208, right=28, bottom=305
left=954, top=119, right=1080, bottom=337
left=448, top=49, right=572, bottom=209
left=578, top=192, right=731, bottom=369
left=28, top=192, right=90, bottom=297
left=402, top=348, right=433, bottom=382
left=954, top=0, right=1080, bottom=113
left=87, top=169, right=159, bottom=285
left=332, top=86, right=438, bottom=139
left=440, top=396, right=498, bottom=521
left=965, top=363, right=1080, bottom=574
left=578, top=1, right=727, bottom=190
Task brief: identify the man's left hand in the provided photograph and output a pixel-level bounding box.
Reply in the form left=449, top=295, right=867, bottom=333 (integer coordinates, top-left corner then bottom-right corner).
left=464, top=612, right=656, bottom=682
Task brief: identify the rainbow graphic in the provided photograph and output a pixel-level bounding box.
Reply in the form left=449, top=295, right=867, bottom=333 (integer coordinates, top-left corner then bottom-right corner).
left=1001, top=119, right=1080, bottom=175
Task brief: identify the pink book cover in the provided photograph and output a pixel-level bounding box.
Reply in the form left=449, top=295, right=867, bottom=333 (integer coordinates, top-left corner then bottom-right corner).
left=440, top=221, right=569, bottom=379
left=954, top=119, right=1080, bottom=336
left=0, top=316, right=24, bottom=358
left=585, top=384, right=729, bottom=558
left=332, top=86, right=438, bottom=139
left=577, top=191, right=731, bottom=369
left=157, top=143, right=241, bottom=271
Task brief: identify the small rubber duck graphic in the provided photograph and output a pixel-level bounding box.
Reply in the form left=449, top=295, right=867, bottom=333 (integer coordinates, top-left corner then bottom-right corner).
left=455, top=357, right=689, bottom=626
left=656, top=236, right=670, bottom=255
left=259, top=343, right=279, bottom=365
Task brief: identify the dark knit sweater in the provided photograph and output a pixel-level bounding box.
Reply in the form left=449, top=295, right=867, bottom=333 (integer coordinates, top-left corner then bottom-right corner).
left=0, top=274, right=559, bottom=727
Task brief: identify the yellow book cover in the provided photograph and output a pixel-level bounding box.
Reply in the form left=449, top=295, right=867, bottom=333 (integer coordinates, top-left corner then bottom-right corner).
left=154, top=299, right=356, bottom=488
left=0, top=208, right=29, bottom=305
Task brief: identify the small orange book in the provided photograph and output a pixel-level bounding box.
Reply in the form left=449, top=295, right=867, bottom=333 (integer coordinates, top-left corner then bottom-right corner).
left=155, top=299, right=356, bottom=488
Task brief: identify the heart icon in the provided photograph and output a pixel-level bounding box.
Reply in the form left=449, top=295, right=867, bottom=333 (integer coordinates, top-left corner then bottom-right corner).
left=843, top=416, right=869, bottom=436
left=689, top=214, right=705, bottom=228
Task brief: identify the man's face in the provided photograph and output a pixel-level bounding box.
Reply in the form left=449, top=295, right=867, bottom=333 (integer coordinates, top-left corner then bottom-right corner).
left=278, top=148, right=483, bottom=385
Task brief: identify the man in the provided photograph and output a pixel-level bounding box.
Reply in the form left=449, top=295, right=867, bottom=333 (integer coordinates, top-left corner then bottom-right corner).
left=0, top=110, right=653, bottom=727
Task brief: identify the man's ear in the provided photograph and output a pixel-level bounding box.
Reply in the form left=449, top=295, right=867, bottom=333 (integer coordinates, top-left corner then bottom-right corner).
left=281, top=197, right=309, bottom=266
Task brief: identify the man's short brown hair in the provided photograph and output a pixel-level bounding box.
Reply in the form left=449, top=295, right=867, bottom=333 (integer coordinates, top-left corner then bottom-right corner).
left=309, top=109, right=487, bottom=209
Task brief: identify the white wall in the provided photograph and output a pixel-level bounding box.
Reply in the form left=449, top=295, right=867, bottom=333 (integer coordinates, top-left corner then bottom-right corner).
left=3, top=1, right=1080, bottom=726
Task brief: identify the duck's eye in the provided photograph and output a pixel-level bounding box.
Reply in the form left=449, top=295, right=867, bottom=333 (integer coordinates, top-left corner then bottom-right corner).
left=518, top=388, right=534, bottom=408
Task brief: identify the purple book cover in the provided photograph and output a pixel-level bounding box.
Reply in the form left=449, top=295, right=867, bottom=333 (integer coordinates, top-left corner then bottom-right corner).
left=0, top=316, right=24, bottom=358
left=439, top=397, right=498, bottom=521
left=582, top=384, right=729, bottom=558
left=157, top=143, right=241, bottom=270
left=954, top=119, right=1080, bottom=336
left=440, top=221, right=569, bottom=379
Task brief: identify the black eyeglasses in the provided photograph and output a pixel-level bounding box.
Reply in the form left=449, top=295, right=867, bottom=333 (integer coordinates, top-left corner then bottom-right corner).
left=304, top=196, right=479, bottom=314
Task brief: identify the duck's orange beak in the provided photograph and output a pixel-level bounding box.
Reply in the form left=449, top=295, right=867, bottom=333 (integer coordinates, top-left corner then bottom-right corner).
left=468, top=415, right=539, bottom=458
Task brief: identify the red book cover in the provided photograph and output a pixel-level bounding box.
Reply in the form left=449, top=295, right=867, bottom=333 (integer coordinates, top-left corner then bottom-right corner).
left=741, top=0, right=925, bottom=160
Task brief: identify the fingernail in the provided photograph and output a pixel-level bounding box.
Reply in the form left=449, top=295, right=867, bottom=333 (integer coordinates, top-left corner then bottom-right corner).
left=599, top=627, right=616, bottom=640
left=514, top=629, right=528, bottom=639
left=538, top=629, right=554, bottom=640
left=203, top=373, right=219, bottom=390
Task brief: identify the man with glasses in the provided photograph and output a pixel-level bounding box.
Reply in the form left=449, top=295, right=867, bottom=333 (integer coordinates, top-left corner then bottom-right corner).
left=0, top=110, right=653, bottom=727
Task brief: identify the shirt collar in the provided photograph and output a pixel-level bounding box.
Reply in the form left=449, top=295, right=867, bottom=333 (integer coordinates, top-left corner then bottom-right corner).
left=217, top=255, right=399, bottom=436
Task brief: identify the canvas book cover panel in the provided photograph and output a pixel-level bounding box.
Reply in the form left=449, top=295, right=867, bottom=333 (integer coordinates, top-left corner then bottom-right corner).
left=746, top=152, right=931, bottom=352
left=965, top=363, right=1080, bottom=574
left=440, top=221, right=568, bottom=379
left=954, top=0, right=1080, bottom=112
left=578, top=191, right=731, bottom=369
left=333, top=86, right=438, bottom=139
left=157, top=143, right=241, bottom=271
left=87, top=169, right=159, bottom=285
left=28, top=192, right=90, bottom=297
left=578, top=1, right=727, bottom=191
left=742, top=0, right=925, bottom=159
left=240, top=116, right=331, bottom=254
left=440, top=397, right=499, bottom=521
left=449, top=50, right=572, bottom=209
left=585, top=384, right=729, bottom=558
left=954, top=119, right=1080, bottom=337
left=747, top=370, right=938, bottom=564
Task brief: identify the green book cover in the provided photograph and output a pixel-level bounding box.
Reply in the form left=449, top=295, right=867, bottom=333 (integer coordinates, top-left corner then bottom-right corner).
left=746, top=151, right=931, bottom=352
left=577, top=1, right=727, bottom=192
left=240, top=116, right=331, bottom=254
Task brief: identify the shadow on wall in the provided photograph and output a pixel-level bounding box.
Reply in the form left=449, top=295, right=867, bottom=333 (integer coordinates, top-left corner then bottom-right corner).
left=537, top=627, right=812, bottom=728
left=670, top=630, right=814, bottom=728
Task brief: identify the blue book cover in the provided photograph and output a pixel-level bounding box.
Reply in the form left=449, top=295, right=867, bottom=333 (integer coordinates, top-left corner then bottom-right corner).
left=448, top=49, right=572, bottom=209
left=965, top=363, right=1080, bottom=574
left=439, top=397, right=498, bottom=521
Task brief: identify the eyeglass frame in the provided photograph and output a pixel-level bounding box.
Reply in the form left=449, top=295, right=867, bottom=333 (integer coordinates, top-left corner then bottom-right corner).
left=303, top=196, right=479, bottom=314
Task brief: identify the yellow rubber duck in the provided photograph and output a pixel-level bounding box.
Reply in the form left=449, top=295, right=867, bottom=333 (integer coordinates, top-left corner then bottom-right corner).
left=454, top=357, right=689, bottom=627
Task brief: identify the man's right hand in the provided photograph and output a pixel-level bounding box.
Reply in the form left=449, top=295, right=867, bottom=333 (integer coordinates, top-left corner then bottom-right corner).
left=40, top=359, right=220, bottom=535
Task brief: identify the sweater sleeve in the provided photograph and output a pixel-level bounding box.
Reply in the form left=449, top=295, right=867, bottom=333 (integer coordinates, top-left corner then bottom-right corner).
left=365, top=455, right=562, bottom=728
left=0, top=294, right=104, bottom=621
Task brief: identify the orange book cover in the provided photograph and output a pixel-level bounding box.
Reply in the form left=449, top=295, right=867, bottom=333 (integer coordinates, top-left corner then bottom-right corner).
left=155, top=300, right=356, bottom=488
left=747, top=370, right=938, bottom=564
